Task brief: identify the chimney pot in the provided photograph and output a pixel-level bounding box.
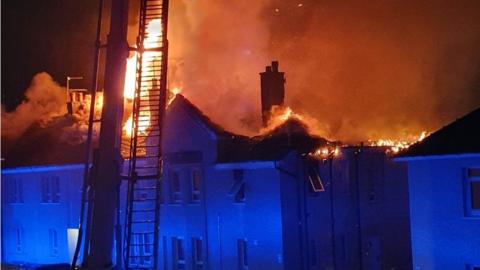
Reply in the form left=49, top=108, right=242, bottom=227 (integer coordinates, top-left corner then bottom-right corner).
left=272, top=61, right=279, bottom=72
left=260, top=60, right=285, bottom=126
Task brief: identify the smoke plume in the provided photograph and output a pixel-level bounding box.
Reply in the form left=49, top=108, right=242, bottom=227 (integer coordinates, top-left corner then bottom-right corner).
left=166, top=0, right=480, bottom=142
left=2, top=72, right=68, bottom=140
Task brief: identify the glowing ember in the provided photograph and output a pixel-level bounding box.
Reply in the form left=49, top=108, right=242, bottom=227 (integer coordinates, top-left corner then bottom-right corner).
left=310, top=146, right=341, bottom=159
left=369, top=131, right=430, bottom=153
left=167, top=87, right=182, bottom=105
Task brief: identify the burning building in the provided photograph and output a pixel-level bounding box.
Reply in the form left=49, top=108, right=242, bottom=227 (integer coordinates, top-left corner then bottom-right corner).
left=1, top=60, right=416, bottom=269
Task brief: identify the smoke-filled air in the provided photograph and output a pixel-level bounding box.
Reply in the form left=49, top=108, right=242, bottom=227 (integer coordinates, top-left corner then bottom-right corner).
left=1, top=73, right=68, bottom=140
left=166, top=0, right=480, bottom=143
left=3, top=1, right=480, bottom=146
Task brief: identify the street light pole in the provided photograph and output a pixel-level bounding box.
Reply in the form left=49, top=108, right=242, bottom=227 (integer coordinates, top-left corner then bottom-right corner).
left=66, top=76, right=84, bottom=114
left=67, top=76, right=84, bottom=94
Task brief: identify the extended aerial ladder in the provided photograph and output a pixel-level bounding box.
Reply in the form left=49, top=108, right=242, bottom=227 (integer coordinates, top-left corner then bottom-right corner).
left=123, top=0, right=169, bottom=269
left=72, top=0, right=169, bottom=269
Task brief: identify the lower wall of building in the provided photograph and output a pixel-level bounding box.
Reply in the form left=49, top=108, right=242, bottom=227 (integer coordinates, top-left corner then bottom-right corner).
left=407, top=156, right=480, bottom=270
left=1, top=165, right=83, bottom=265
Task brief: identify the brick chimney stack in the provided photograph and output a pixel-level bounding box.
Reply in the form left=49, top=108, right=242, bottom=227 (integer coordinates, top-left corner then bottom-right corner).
left=260, top=61, right=285, bottom=126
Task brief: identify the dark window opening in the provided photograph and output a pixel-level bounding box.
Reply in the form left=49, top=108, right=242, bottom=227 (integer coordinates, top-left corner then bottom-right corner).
left=41, top=176, right=60, bottom=203
left=465, top=168, right=480, bottom=216
left=191, top=170, right=201, bottom=203
left=468, top=168, right=480, bottom=177
left=192, top=237, right=203, bottom=270
left=9, top=178, right=23, bottom=203
left=171, top=171, right=182, bottom=203
left=229, top=170, right=246, bottom=203
left=237, top=239, right=248, bottom=270
left=49, top=229, right=58, bottom=256
left=173, top=237, right=186, bottom=270
left=471, top=182, right=480, bottom=210
left=16, top=228, right=23, bottom=252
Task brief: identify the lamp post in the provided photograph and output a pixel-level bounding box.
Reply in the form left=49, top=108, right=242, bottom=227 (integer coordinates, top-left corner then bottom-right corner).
left=67, top=76, right=84, bottom=93
left=66, top=76, right=84, bottom=114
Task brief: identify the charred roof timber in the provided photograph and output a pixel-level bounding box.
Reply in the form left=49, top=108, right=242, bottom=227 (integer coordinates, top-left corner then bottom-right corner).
left=260, top=61, right=285, bottom=126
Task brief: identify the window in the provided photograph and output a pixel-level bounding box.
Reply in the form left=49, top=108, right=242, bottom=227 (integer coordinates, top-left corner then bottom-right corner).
left=132, top=232, right=154, bottom=266
left=465, top=168, right=480, bottom=216
left=192, top=237, right=204, bottom=270
left=237, top=239, right=248, bottom=270
left=172, top=237, right=186, bottom=270
left=49, top=229, right=58, bottom=256
left=41, top=176, right=60, bottom=203
left=15, top=228, right=24, bottom=253
left=170, top=171, right=182, bottom=203
left=8, top=178, right=23, bottom=203
left=229, top=170, right=245, bottom=203
left=191, top=170, right=201, bottom=203
left=307, top=165, right=325, bottom=193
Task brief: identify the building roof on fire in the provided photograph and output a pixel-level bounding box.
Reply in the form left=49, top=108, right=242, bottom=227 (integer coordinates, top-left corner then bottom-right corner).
left=2, top=94, right=331, bottom=168
left=170, top=94, right=330, bottom=163
left=398, top=107, right=480, bottom=158
left=1, top=116, right=89, bottom=168
left=216, top=118, right=329, bottom=163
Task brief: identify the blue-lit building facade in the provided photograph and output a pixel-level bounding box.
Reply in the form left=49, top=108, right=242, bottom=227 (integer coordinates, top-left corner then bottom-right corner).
left=397, top=108, right=480, bottom=270
left=2, top=95, right=413, bottom=269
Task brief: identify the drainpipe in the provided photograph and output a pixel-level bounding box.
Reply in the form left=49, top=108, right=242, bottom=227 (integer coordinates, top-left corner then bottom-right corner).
left=329, top=155, right=337, bottom=270
left=354, top=147, right=364, bottom=269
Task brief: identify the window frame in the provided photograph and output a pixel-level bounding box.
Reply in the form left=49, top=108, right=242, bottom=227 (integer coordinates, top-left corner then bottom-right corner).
left=170, top=171, right=183, bottom=204
left=15, top=227, right=24, bottom=253
left=8, top=178, right=24, bottom=204
left=191, top=169, right=201, bottom=203
left=237, top=238, right=248, bottom=270
left=231, top=170, right=246, bottom=203
left=191, top=237, right=204, bottom=270
left=131, top=232, right=154, bottom=266
left=172, top=237, right=186, bottom=270
left=49, top=228, right=59, bottom=256
left=41, top=176, right=61, bottom=204
left=464, top=168, right=480, bottom=217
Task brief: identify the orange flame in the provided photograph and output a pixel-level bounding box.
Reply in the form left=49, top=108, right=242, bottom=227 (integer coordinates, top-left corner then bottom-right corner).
left=122, top=19, right=164, bottom=138
left=368, top=131, right=429, bottom=153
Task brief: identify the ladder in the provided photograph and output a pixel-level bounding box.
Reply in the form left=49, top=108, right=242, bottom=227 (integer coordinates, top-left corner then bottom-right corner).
left=124, top=0, right=169, bottom=269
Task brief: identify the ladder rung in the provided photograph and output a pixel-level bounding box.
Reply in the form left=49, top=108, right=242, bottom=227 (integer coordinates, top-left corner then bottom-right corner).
left=135, top=165, right=159, bottom=169
left=137, top=174, right=160, bottom=179
left=132, top=209, right=156, bottom=213
left=135, top=186, right=157, bottom=190
left=132, top=220, right=155, bottom=223
left=129, top=255, right=154, bottom=258
left=130, top=243, right=155, bottom=246
left=121, top=174, right=159, bottom=180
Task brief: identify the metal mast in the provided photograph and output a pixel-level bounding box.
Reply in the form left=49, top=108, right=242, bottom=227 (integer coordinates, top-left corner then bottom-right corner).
left=82, top=0, right=130, bottom=268
left=123, top=0, right=169, bottom=269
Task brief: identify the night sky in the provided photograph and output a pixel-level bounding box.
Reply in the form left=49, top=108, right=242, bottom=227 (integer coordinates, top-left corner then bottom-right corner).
left=2, top=0, right=98, bottom=110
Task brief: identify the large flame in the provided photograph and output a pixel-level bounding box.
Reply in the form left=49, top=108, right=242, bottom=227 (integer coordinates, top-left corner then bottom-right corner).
left=262, top=105, right=430, bottom=157
left=368, top=131, right=429, bottom=153
left=122, top=19, right=164, bottom=138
